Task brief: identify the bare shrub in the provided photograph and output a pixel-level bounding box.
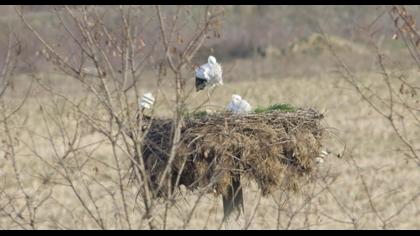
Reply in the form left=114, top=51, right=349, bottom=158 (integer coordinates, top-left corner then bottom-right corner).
left=322, top=4, right=420, bottom=229
left=6, top=5, right=226, bottom=229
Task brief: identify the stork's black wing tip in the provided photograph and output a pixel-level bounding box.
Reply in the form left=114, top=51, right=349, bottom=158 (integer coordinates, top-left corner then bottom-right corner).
left=195, top=77, right=207, bottom=92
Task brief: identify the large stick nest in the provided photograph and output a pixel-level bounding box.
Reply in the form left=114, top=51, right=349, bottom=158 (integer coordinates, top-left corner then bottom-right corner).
left=135, top=108, right=326, bottom=198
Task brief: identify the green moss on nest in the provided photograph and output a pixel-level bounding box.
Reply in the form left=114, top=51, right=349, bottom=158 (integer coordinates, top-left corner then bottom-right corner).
left=254, top=103, right=296, bottom=113
left=192, top=110, right=208, bottom=119
left=183, top=110, right=209, bottom=119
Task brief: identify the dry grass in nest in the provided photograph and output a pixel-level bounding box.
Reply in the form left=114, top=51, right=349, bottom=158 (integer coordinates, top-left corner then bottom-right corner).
left=133, top=108, right=326, bottom=199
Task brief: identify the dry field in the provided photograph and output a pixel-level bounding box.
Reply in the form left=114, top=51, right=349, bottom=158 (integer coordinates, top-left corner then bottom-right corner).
left=1, top=58, right=419, bottom=229
left=1, top=5, right=420, bottom=230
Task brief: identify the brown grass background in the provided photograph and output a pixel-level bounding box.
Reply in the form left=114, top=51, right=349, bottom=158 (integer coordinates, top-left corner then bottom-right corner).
left=0, top=5, right=419, bottom=229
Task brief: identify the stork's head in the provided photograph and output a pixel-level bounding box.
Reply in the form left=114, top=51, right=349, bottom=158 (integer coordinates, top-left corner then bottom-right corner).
left=231, top=94, right=242, bottom=104
left=208, top=55, right=217, bottom=65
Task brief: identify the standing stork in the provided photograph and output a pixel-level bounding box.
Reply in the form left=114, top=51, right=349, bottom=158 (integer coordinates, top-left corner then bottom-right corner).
left=195, top=55, right=223, bottom=105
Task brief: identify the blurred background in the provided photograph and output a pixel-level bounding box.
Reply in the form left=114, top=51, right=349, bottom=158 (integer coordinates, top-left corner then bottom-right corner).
left=1, top=5, right=419, bottom=77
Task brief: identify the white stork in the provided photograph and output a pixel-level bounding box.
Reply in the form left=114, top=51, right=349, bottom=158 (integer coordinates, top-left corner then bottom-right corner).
left=227, top=94, right=252, bottom=114
left=139, top=92, right=155, bottom=110
left=126, top=92, right=155, bottom=138
left=195, top=55, right=223, bottom=104
left=138, top=92, right=155, bottom=118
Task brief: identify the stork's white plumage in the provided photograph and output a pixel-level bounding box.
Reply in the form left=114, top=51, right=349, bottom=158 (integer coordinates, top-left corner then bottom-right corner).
left=195, top=55, right=223, bottom=92
left=227, top=94, right=252, bottom=114
left=139, top=92, right=155, bottom=110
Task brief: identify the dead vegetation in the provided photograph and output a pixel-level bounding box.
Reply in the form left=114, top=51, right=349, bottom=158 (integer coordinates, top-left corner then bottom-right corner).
left=135, top=108, right=326, bottom=201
